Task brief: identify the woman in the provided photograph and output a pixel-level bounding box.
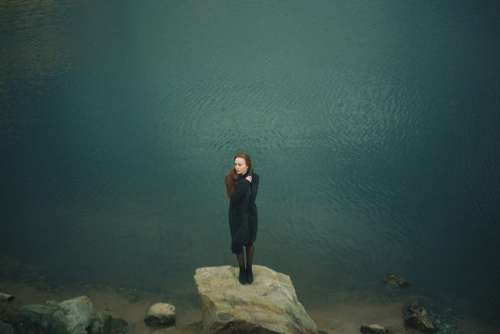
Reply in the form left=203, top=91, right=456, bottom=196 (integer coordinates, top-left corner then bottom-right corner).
left=224, top=152, right=259, bottom=285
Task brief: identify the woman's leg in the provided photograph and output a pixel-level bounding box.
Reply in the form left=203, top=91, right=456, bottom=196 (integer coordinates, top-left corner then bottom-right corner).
left=233, top=242, right=247, bottom=284
left=245, top=244, right=254, bottom=283
left=236, top=252, right=245, bottom=268
left=236, top=252, right=247, bottom=284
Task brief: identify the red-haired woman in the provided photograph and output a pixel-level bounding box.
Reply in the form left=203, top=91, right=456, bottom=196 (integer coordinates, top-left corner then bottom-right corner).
left=224, top=152, right=259, bottom=285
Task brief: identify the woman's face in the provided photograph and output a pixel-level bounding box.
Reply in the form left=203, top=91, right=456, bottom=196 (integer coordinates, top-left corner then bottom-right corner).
left=234, top=157, right=248, bottom=175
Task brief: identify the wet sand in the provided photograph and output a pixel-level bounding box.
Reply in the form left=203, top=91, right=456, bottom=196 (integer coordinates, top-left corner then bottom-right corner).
left=0, top=279, right=497, bottom=334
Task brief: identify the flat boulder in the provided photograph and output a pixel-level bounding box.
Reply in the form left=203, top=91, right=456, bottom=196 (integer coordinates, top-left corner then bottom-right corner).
left=194, top=264, right=318, bottom=334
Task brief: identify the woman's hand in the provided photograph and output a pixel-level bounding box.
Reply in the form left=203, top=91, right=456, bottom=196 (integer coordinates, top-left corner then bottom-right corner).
left=245, top=175, right=252, bottom=183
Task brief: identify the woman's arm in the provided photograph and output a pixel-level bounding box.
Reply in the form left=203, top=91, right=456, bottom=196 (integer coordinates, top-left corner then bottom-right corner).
left=230, top=178, right=251, bottom=204
left=250, top=173, right=259, bottom=202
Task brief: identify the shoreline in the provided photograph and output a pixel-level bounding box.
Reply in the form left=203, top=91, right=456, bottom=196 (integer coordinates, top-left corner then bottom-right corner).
left=1, top=278, right=497, bottom=334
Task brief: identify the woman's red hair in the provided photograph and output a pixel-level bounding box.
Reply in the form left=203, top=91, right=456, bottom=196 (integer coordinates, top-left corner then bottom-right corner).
left=224, top=152, right=252, bottom=199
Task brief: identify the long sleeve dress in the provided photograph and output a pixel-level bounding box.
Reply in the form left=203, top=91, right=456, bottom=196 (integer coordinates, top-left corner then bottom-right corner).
left=228, top=170, right=259, bottom=251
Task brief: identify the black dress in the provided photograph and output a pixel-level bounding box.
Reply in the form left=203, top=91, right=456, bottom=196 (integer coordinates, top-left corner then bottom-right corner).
left=228, top=170, right=259, bottom=253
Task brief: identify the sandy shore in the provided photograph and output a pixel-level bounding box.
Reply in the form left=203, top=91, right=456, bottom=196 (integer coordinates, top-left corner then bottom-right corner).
left=0, top=279, right=497, bottom=334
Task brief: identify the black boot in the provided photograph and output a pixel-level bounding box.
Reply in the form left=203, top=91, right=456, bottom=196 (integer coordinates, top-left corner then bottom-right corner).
left=238, top=265, right=247, bottom=285
left=245, top=244, right=254, bottom=284
left=236, top=252, right=247, bottom=285
left=246, top=264, right=253, bottom=284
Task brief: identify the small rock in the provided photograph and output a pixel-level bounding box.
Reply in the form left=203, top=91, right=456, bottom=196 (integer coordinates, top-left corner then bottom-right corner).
left=360, top=323, right=389, bottom=334
left=403, top=301, right=437, bottom=332
left=144, top=303, right=176, bottom=328
left=384, top=273, right=410, bottom=288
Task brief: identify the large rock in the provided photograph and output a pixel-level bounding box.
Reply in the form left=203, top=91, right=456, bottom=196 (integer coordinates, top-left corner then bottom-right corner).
left=16, top=303, right=67, bottom=334
left=15, top=296, right=104, bottom=334
left=57, top=296, right=104, bottom=334
left=194, top=265, right=318, bottom=334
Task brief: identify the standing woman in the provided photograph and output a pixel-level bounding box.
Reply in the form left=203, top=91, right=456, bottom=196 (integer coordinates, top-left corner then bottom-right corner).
left=224, top=152, right=259, bottom=285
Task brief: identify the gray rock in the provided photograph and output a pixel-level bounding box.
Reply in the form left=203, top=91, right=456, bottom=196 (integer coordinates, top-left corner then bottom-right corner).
left=17, top=303, right=68, bottom=334
left=403, top=301, right=437, bottom=332
left=194, top=264, right=318, bottom=334
left=360, top=323, right=389, bottom=334
left=144, top=303, right=176, bottom=328
left=56, top=296, right=104, bottom=334
left=16, top=295, right=104, bottom=334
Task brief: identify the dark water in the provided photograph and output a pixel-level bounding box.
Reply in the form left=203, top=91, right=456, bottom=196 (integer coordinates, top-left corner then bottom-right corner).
left=1, top=0, right=499, bottom=327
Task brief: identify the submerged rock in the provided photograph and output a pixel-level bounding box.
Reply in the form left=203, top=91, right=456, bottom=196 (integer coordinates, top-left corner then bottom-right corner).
left=194, top=264, right=318, bottom=334
left=360, top=323, right=389, bottom=334
left=383, top=273, right=410, bottom=288
left=144, top=302, right=176, bottom=328
left=403, top=301, right=437, bottom=332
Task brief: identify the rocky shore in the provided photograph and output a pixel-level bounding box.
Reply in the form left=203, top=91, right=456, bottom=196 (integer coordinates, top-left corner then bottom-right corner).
left=0, top=261, right=496, bottom=334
